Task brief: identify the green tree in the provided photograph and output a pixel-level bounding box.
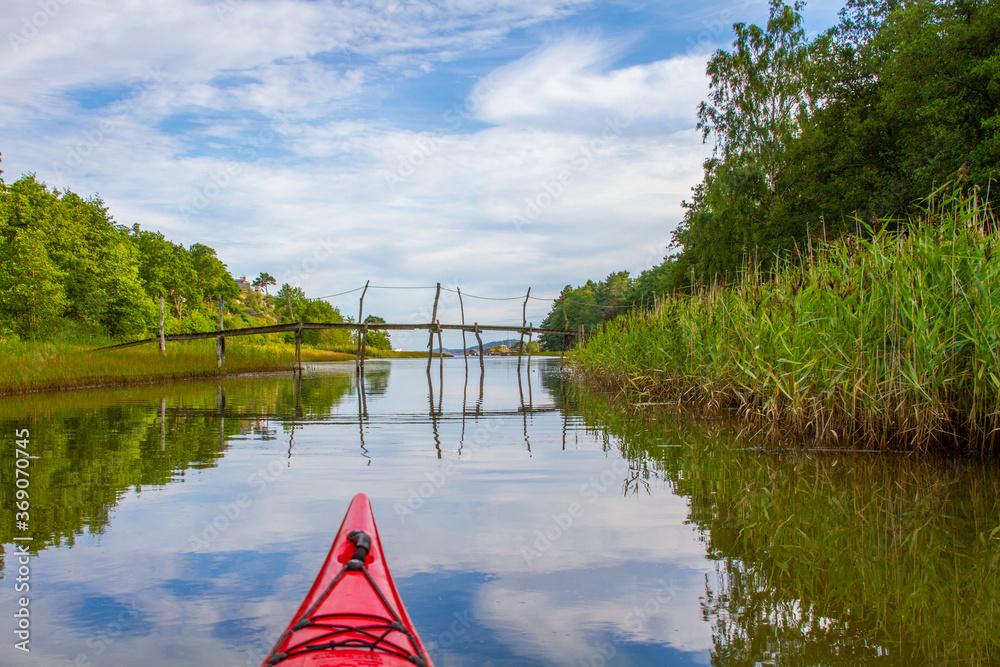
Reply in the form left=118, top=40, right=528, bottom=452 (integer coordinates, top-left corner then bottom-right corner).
left=0, top=176, right=154, bottom=339
left=252, top=272, right=276, bottom=296
left=0, top=227, right=67, bottom=338
left=301, top=299, right=350, bottom=348
left=672, top=1, right=814, bottom=284
left=539, top=272, right=632, bottom=350
left=625, top=255, right=690, bottom=309
left=654, top=0, right=999, bottom=300
left=131, top=227, right=198, bottom=319
left=362, top=314, right=392, bottom=350
left=98, top=241, right=154, bottom=339
left=276, top=284, right=308, bottom=323
left=190, top=243, right=239, bottom=305
left=698, top=0, right=811, bottom=191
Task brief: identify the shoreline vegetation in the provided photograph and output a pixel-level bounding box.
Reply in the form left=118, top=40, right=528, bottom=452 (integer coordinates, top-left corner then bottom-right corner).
left=550, top=0, right=1000, bottom=458
left=574, top=187, right=1000, bottom=456
left=0, top=338, right=427, bottom=396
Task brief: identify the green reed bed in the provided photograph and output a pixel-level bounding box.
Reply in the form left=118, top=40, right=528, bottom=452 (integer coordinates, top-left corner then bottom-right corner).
left=576, top=188, right=1000, bottom=455
left=0, top=337, right=350, bottom=395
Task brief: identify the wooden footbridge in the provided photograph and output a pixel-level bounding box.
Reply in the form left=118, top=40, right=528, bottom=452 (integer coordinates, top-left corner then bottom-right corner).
left=104, top=283, right=582, bottom=373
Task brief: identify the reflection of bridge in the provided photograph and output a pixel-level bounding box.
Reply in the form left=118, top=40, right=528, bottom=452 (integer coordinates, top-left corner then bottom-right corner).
left=182, top=357, right=574, bottom=460
left=102, top=283, right=582, bottom=373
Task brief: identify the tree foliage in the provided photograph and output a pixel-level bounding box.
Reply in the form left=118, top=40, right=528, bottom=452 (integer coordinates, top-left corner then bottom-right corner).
left=362, top=314, right=392, bottom=351
left=0, top=174, right=259, bottom=341
left=0, top=171, right=380, bottom=352
left=301, top=299, right=350, bottom=348
left=542, top=0, right=998, bottom=331
left=276, top=283, right=308, bottom=324
left=0, top=175, right=155, bottom=339
left=539, top=272, right=632, bottom=350
left=253, top=272, right=275, bottom=296
left=667, top=0, right=1000, bottom=291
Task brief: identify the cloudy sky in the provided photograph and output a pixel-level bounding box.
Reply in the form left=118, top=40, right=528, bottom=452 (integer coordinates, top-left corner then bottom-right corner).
left=1, top=0, right=842, bottom=343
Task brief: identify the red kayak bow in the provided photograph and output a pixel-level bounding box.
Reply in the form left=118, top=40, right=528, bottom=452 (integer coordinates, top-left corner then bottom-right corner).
left=262, top=493, right=434, bottom=667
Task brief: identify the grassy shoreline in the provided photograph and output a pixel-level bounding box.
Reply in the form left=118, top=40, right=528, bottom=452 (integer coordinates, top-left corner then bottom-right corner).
left=0, top=338, right=426, bottom=396
left=574, top=188, right=1000, bottom=456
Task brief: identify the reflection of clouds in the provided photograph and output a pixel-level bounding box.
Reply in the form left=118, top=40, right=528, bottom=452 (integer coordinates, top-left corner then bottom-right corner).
left=475, top=564, right=714, bottom=665
left=0, top=359, right=717, bottom=665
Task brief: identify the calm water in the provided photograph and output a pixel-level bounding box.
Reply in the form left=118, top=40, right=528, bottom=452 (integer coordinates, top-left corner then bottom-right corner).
left=1, top=358, right=998, bottom=666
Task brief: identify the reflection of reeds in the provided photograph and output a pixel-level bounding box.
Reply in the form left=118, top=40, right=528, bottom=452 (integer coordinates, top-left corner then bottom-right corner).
left=0, top=338, right=349, bottom=395
left=576, top=186, right=1000, bottom=455
left=570, top=385, right=1000, bottom=664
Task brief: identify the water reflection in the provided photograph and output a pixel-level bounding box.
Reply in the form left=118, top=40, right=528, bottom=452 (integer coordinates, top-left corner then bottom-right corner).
left=570, top=387, right=1000, bottom=665
left=0, top=359, right=995, bottom=665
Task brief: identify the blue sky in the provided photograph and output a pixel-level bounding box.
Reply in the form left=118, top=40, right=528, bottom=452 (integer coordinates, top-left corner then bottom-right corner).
left=1, top=0, right=843, bottom=347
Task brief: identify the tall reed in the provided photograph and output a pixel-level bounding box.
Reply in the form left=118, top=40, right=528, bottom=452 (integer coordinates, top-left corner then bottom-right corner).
left=575, top=185, right=1000, bottom=455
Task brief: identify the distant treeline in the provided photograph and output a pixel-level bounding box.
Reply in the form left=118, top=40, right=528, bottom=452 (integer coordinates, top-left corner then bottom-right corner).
left=0, top=169, right=390, bottom=349
left=545, top=0, right=998, bottom=334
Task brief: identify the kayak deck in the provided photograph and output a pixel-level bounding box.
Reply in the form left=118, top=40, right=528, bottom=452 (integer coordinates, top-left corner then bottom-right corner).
left=262, top=494, right=433, bottom=667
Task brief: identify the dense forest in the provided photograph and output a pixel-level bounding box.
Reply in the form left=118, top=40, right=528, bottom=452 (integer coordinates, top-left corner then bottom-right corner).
left=0, top=162, right=389, bottom=350
left=544, top=0, right=998, bottom=342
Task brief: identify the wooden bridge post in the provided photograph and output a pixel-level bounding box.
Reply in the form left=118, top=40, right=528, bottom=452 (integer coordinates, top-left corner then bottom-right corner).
left=356, top=280, right=370, bottom=375
left=458, top=287, right=468, bottom=370
left=360, top=323, right=368, bottom=374
left=474, top=323, right=484, bottom=371
left=159, top=294, right=166, bottom=354
left=295, top=323, right=303, bottom=375
left=216, top=296, right=225, bottom=367
left=526, top=322, right=533, bottom=370
left=427, top=282, right=441, bottom=372
left=517, top=288, right=530, bottom=373
left=160, top=397, right=166, bottom=451
left=562, top=301, right=569, bottom=365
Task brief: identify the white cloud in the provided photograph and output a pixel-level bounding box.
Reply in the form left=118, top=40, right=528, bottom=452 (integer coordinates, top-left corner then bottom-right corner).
left=476, top=35, right=709, bottom=132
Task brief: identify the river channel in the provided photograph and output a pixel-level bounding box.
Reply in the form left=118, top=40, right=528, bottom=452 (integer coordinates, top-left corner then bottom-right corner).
left=1, top=357, right=998, bottom=665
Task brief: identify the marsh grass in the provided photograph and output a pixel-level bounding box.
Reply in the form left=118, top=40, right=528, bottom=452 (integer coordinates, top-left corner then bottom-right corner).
left=0, top=338, right=353, bottom=395
left=576, top=185, right=1000, bottom=455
